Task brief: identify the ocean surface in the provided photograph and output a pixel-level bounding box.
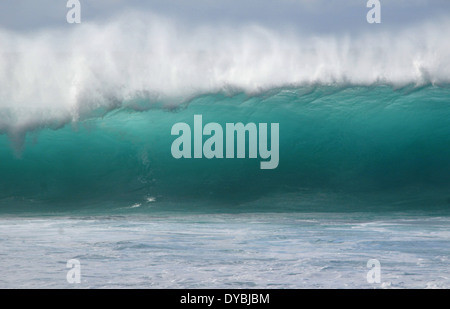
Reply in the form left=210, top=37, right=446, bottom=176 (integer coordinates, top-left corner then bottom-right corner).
left=1, top=212, right=449, bottom=289
left=1, top=13, right=450, bottom=289
left=0, top=85, right=449, bottom=288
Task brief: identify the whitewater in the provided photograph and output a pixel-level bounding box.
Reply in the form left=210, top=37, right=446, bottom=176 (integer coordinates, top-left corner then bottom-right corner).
left=0, top=11, right=449, bottom=289
left=1, top=13, right=450, bottom=141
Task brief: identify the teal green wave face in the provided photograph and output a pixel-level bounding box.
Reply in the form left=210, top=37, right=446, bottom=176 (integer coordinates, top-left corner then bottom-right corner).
left=1, top=85, right=450, bottom=213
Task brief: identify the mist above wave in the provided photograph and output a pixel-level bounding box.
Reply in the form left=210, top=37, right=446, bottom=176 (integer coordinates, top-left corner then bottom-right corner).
left=0, top=11, right=449, bottom=140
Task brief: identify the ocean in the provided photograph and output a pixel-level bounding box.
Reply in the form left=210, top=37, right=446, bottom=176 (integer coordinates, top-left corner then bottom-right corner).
left=1, top=10, right=450, bottom=289
left=1, top=85, right=449, bottom=288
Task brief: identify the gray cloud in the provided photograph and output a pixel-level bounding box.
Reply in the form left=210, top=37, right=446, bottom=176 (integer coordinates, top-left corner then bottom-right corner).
left=0, top=0, right=449, bottom=34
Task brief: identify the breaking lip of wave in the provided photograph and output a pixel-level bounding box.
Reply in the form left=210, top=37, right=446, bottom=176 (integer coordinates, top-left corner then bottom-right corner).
left=1, top=11, right=450, bottom=141
left=0, top=85, right=449, bottom=213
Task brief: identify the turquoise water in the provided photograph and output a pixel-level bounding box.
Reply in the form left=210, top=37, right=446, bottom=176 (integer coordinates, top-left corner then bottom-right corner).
left=1, top=85, right=450, bottom=213
left=0, top=85, right=449, bottom=288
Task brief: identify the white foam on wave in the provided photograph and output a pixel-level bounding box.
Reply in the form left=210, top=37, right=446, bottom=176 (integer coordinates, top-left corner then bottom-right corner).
left=1, top=11, right=450, bottom=139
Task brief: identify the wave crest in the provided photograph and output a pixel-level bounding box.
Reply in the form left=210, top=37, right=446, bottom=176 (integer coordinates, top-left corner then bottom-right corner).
left=1, top=12, right=450, bottom=137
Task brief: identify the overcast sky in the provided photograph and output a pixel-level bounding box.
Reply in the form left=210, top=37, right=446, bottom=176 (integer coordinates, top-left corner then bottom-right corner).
left=0, top=0, right=449, bottom=34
